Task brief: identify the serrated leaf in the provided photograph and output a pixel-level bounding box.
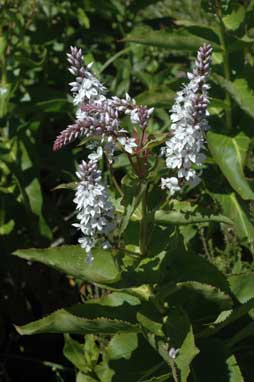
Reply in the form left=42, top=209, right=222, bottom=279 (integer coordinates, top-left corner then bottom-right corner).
left=13, top=245, right=120, bottom=284
left=226, top=355, right=243, bottom=382
left=15, top=303, right=139, bottom=336
left=175, top=326, right=199, bottom=382
left=208, top=131, right=254, bottom=200
left=212, top=74, right=254, bottom=119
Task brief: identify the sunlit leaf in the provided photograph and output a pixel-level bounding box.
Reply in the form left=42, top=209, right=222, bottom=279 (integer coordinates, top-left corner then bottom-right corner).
left=208, top=131, right=254, bottom=200
left=13, top=245, right=120, bottom=284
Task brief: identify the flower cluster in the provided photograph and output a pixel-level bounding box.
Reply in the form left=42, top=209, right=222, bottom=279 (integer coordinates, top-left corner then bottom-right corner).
left=53, top=46, right=153, bottom=157
left=161, top=43, right=212, bottom=195
left=53, top=46, right=154, bottom=259
left=73, top=150, right=115, bottom=264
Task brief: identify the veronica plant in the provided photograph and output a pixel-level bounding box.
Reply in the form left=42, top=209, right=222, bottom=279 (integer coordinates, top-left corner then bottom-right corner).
left=13, top=41, right=252, bottom=382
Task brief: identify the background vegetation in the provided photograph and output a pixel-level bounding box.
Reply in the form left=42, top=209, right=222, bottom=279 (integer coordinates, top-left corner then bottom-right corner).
left=1, top=0, right=254, bottom=381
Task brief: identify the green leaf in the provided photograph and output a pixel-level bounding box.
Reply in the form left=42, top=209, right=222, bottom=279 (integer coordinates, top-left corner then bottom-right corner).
left=208, top=131, right=254, bottom=200
left=212, top=74, right=254, bottom=119
left=137, top=312, right=164, bottom=337
left=0, top=219, right=15, bottom=235
left=226, top=355, right=244, bottom=382
left=13, top=245, right=120, bottom=284
left=164, top=249, right=230, bottom=294
left=144, top=307, right=199, bottom=382
left=107, top=333, right=138, bottom=360
left=159, top=281, right=232, bottom=324
left=136, top=87, right=175, bottom=107
left=15, top=303, right=139, bottom=336
left=77, top=8, right=90, bottom=29
left=223, top=5, right=245, bottom=31
left=36, top=98, right=71, bottom=113
left=18, top=135, right=52, bottom=238
left=175, top=325, right=199, bottom=382
left=76, top=372, right=99, bottom=382
left=64, top=334, right=89, bottom=373
left=213, top=192, right=254, bottom=247
left=119, top=179, right=146, bottom=235
left=154, top=209, right=232, bottom=225
left=125, top=28, right=219, bottom=51
left=229, top=273, right=254, bottom=303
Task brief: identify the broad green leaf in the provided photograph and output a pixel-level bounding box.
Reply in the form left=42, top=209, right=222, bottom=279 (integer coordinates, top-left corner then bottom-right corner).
left=103, top=333, right=167, bottom=382
left=144, top=307, right=199, bottom=382
left=154, top=209, right=232, bottom=225
left=229, top=273, right=254, bottom=303
left=13, top=245, right=120, bottom=284
left=137, top=312, right=164, bottom=337
left=223, top=5, right=245, bottom=31
left=107, top=333, right=138, bottom=360
left=208, top=131, right=254, bottom=200
left=15, top=303, right=139, bottom=335
left=64, top=334, right=89, bottom=373
left=212, top=74, right=254, bottom=119
left=163, top=249, right=230, bottom=294
left=213, top=193, right=254, bottom=246
left=19, top=136, right=52, bottom=238
left=125, top=28, right=219, bottom=51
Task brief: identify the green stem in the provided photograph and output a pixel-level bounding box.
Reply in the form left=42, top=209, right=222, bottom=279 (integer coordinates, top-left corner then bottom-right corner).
left=139, top=183, right=148, bottom=256
left=216, top=2, right=232, bottom=130
left=107, top=158, right=124, bottom=197
left=99, top=47, right=131, bottom=74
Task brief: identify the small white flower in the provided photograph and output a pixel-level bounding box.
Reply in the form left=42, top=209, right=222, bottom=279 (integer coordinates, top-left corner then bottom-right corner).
left=168, top=347, right=180, bottom=359
left=161, top=177, right=181, bottom=195
left=0, top=87, right=7, bottom=96
left=73, top=157, right=115, bottom=262
left=161, top=43, right=212, bottom=195
left=117, top=136, right=137, bottom=154
left=88, top=146, right=103, bottom=161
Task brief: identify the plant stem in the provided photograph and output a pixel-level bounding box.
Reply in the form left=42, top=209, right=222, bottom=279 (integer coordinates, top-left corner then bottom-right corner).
left=216, top=1, right=232, bottom=130
left=139, top=182, right=148, bottom=256
left=106, top=158, right=124, bottom=197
